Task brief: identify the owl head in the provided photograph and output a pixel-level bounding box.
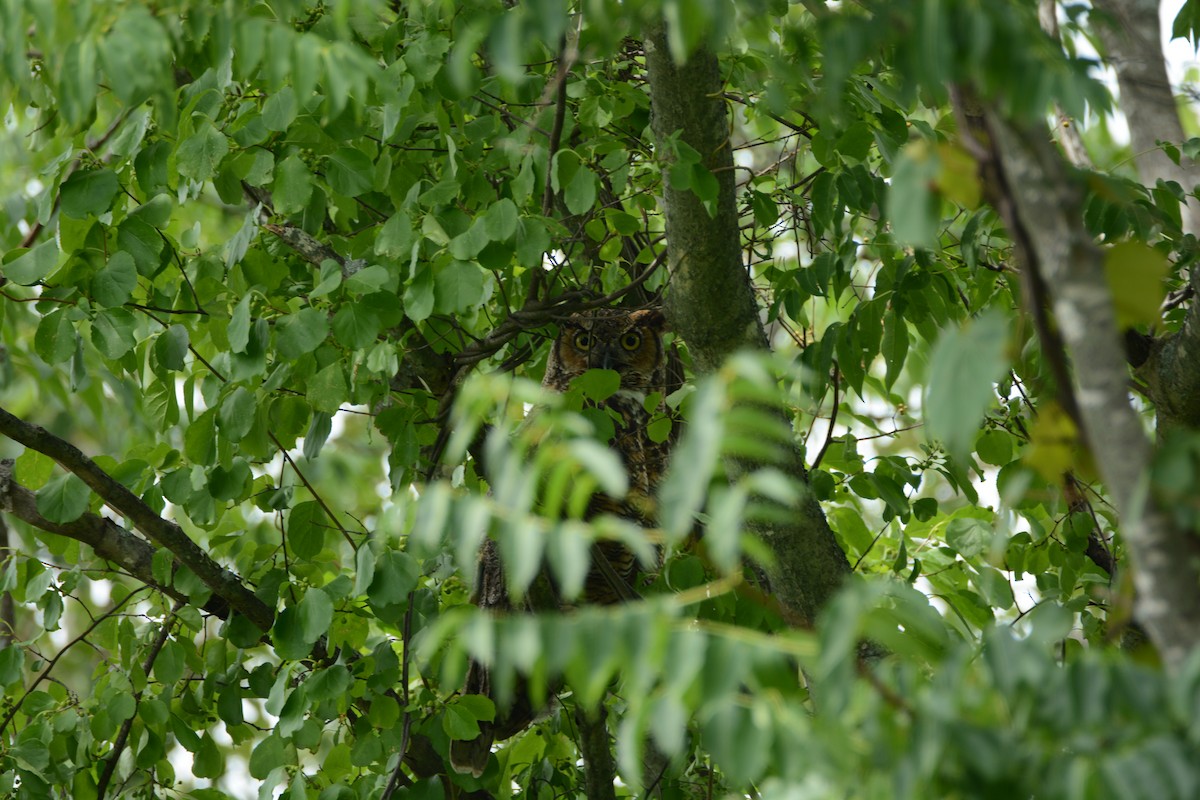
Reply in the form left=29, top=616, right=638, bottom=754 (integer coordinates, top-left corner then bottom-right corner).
left=545, top=308, right=667, bottom=393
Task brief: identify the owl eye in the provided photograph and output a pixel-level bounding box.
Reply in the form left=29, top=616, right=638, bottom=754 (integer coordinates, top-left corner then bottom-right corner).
left=573, top=332, right=593, bottom=351
left=620, top=332, right=642, bottom=351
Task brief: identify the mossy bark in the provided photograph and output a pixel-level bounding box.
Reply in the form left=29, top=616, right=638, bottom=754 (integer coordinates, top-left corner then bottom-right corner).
left=644, top=31, right=851, bottom=625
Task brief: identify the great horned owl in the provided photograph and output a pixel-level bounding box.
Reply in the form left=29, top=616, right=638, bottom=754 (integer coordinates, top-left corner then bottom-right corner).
left=449, top=307, right=672, bottom=777
left=542, top=307, right=671, bottom=600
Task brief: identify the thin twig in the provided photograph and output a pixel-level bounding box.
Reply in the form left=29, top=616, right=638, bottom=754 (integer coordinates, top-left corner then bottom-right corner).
left=810, top=363, right=840, bottom=471
left=270, top=433, right=357, bottom=548
left=0, top=587, right=148, bottom=736
left=381, top=591, right=417, bottom=800
left=97, top=600, right=183, bottom=799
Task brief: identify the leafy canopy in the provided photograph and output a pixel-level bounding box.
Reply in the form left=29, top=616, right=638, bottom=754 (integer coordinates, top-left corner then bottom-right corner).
left=0, top=1, right=1198, bottom=799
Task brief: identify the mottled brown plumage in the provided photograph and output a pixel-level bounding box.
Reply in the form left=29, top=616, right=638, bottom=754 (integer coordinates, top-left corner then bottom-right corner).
left=543, top=307, right=671, bottom=602
left=450, top=308, right=672, bottom=778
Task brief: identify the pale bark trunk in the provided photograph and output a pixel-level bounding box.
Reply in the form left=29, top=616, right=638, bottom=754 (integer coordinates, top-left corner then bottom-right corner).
left=955, top=93, right=1200, bottom=670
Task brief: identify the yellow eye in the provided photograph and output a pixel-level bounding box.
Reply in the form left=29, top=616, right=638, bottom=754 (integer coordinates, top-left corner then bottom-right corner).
left=573, top=332, right=593, bottom=351
left=620, top=332, right=642, bottom=351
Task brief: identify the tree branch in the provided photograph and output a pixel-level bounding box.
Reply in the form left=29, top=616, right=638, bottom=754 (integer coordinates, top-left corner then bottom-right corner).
left=0, top=409, right=274, bottom=631
left=0, top=459, right=231, bottom=618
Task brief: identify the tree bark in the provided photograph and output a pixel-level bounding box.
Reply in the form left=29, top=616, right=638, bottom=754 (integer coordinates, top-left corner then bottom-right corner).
left=575, top=705, right=618, bottom=800
left=1091, top=0, right=1200, bottom=231
left=1091, top=0, right=1200, bottom=432
left=644, top=30, right=851, bottom=625
left=954, top=94, right=1200, bottom=671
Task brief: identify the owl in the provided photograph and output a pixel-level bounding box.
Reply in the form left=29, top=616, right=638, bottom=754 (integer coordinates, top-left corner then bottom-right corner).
left=449, top=307, right=673, bottom=778
left=542, top=307, right=672, bottom=602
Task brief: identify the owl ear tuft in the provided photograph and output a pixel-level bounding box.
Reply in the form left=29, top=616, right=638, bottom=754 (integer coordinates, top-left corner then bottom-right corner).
left=631, top=308, right=666, bottom=332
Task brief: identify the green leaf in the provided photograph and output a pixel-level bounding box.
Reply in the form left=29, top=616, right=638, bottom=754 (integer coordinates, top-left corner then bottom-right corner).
left=60, top=169, right=120, bottom=218
left=836, top=122, right=874, bottom=162
left=703, top=702, right=769, bottom=786
left=288, top=501, right=328, bottom=560
left=564, top=164, right=597, bottom=215
left=376, top=213, right=415, bottom=259
left=404, top=269, right=435, bottom=322
left=58, top=39, right=99, bottom=126
left=889, top=140, right=939, bottom=247
left=4, top=241, right=60, bottom=285
left=443, top=694, right=496, bottom=740
left=569, top=439, right=628, bottom=498
left=449, top=219, right=491, bottom=260
left=345, top=265, right=392, bottom=295
left=298, top=588, right=334, bottom=643
left=924, top=311, right=1009, bottom=459
left=367, top=551, right=419, bottom=606
left=118, top=217, right=167, bottom=277
left=307, top=363, right=348, bottom=414
left=276, top=308, right=329, bottom=359
left=324, top=148, right=375, bottom=197
left=881, top=310, right=909, bottom=389
left=217, top=386, right=256, bottom=442
left=36, top=473, right=91, bottom=524
left=91, top=308, right=138, bottom=359
left=229, top=294, right=252, bottom=353
left=945, top=517, right=990, bottom=558
left=176, top=122, right=230, bottom=182
left=311, top=259, right=343, bottom=298
left=209, top=460, right=251, bottom=501
left=307, top=665, right=353, bottom=701
left=34, top=309, right=77, bottom=364
left=262, top=86, right=298, bottom=131
left=1174, top=0, right=1200, bottom=44
left=331, top=303, right=381, bottom=350
left=829, top=505, right=874, bottom=555
left=570, top=369, right=621, bottom=402
left=248, top=733, right=287, bottom=780
left=99, top=7, right=170, bottom=106
left=0, top=644, right=25, bottom=687
left=976, top=429, right=1013, bottom=466
left=659, top=380, right=722, bottom=541
left=185, top=409, right=218, bottom=465
left=154, top=325, right=189, bottom=371
left=15, top=449, right=54, bottom=490
left=434, top=260, right=486, bottom=313
left=353, top=545, right=377, bottom=597
left=91, top=251, right=138, bottom=307
left=274, top=155, right=314, bottom=215
left=1104, top=241, right=1169, bottom=327
left=153, top=639, right=186, bottom=684
left=482, top=198, right=519, bottom=241
left=192, top=733, right=226, bottom=779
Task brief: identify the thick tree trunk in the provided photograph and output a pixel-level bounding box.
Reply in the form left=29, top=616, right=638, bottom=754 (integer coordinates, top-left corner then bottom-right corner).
left=955, top=93, right=1200, bottom=671
left=644, top=31, right=851, bottom=625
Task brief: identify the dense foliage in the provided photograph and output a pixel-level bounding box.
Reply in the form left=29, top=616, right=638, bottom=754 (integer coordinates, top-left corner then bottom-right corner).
left=1, top=1, right=1199, bottom=798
